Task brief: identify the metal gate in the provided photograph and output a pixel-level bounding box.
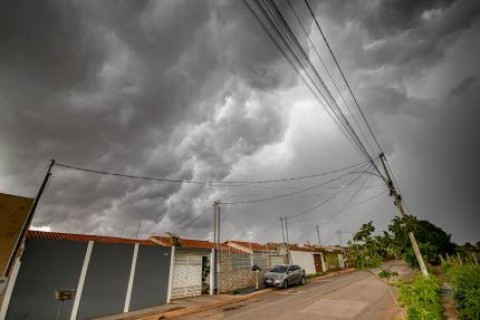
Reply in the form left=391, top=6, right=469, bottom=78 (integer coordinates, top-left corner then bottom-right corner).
left=171, top=253, right=202, bottom=299
left=313, top=253, right=324, bottom=272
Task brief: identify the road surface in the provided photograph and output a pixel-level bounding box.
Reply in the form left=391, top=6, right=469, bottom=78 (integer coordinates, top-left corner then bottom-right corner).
left=178, top=271, right=399, bottom=320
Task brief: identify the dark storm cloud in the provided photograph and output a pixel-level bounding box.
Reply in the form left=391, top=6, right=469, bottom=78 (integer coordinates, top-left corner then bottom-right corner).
left=310, top=0, right=480, bottom=242
left=1, top=0, right=478, bottom=243
left=0, top=0, right=295, bottom=237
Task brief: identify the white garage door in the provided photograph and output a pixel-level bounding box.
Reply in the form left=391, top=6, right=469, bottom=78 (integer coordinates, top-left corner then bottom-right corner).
left=171, top=254, right=203, bottom=299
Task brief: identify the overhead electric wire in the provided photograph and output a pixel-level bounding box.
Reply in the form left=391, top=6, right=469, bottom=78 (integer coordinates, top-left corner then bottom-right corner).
left=222, top=164, right=369, bottom=205
left=241, top=0, right=356, bottom=148
left=242, top=0, right=385, bottom=181
left=285, top=165, right=371, bottom=220
left=284, top=0, right=377, bottom=158
left=180, top=207, right=211, bottom=229
left=290, top=168, right=374, bottom=224
left=54, top=160, right=369, bottom=187
left=304, top=0, right=384, bottom=155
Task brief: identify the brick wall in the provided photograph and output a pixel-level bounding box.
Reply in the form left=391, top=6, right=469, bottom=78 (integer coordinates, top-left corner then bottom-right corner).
left=218, top=252, right=267, bottom=293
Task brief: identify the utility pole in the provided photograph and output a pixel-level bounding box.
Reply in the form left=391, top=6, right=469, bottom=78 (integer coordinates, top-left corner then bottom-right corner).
left=213, top=200, right=221, bottom=294
left=379, top=153, right=429, bottom=277
left=279, top=217, right=286, bottom=243
left=4, top=159, right=55, bottom=278
left=284, top=216, right=291, bottom=263
left=316, top=225, right=321, bottom=244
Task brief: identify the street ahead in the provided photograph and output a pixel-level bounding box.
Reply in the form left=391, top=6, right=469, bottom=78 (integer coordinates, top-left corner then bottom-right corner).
left=178, top=270, right=399, bottom=320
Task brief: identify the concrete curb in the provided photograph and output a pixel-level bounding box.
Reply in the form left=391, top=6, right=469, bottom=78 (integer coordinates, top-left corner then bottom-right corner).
left=140, top=289, right=273, bottom=320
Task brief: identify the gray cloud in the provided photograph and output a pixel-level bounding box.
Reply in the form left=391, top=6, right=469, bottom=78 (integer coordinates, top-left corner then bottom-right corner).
left=0, top=0, right=478, bottom=244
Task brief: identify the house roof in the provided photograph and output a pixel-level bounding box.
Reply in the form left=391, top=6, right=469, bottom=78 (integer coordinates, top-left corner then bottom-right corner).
left=150, top=236, right=247, bottom=253
left=225, top=240, right=277, bottom=253
left=150, top=236, right=217, bottom=250
left=28, top=230, right=155, bottom=246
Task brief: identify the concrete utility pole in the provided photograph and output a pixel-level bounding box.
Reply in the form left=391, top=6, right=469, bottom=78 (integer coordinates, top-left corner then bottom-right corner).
left=4, top=159, right=55, bottom=278
left=284, top=216, right=291, bottom=263
left=316, top=225, right=321, bottom=244
left=213, top=200, right=221, bottom=294
left=279, top=217, right=286, bottom=243
left=379, top=153, right=429, bottom=277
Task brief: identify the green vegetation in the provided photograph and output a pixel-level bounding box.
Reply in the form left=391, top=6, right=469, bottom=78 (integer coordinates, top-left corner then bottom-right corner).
left=398, top=274, right=444, bottom=320
left=378, top=269, right=398, bottom=280
left=349, top=216, right=456, bottom=270
left=443, top=261, right=480, bottom=320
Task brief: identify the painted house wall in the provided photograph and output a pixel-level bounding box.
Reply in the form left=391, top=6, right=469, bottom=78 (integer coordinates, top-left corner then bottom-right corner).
left=4, top=238, right=172, bottom=319
left=129, top=245, right=170, bottom=311
left=76, top=243, right=133, bottom=319
left=6, top=239, right=87, bottom=320
left=290, top=251, right=316, bottom=275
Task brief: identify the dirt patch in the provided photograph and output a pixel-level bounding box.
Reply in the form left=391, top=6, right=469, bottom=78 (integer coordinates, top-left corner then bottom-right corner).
left=432, top=266, right=460, bottom=320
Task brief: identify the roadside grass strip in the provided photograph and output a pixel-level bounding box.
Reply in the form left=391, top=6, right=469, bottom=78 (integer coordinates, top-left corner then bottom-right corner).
left=398, top=273, right=444, bottom=320
left=444, top=262, right=480, bottom=320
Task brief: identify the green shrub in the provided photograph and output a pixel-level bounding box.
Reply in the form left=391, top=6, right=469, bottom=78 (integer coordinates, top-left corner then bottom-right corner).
left=398, top=274, right=444, bottom=320
left=378, top=269, right=398, bottom=280
left=445, top=264, right=480, bottom=320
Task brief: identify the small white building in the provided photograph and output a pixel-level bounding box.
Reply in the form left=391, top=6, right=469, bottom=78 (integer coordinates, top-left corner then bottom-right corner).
left=288, top=244, right=326, bottom=275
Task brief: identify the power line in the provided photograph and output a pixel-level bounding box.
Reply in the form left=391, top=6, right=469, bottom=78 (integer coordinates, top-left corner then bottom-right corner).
left=304, top=0, right=384, bottom=155
left=222, top=165, right=368, bottom=205
left=54, top=160, right=369, bottom=187
left=284, top=0, right=377, bottom=158
left=242, top=0, right=385, bottom=180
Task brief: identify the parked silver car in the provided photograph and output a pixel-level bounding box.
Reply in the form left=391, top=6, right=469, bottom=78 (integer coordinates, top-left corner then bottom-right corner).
left=263, top=264, right=306, bottom=289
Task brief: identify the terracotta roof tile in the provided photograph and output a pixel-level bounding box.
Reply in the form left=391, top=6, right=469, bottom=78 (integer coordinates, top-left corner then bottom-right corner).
left=226, top=240, right=277, bottom=253
left=28, top=230, right=155, bottom=246
left=150, top=236, right=244, bottom=252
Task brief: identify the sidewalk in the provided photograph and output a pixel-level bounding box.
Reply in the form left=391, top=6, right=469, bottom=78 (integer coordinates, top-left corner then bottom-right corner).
left=95, top=289, right=272, bottom=320
left=96, top=268, right=356, bottom=320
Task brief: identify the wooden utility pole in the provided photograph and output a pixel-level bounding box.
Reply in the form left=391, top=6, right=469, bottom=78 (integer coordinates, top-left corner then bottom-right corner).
left=4, top=159, right=55, bottom=278
left=379, top=153, right=429, bottom=277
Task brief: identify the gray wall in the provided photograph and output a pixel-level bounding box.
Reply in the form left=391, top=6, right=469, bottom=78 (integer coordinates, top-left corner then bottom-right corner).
left=6, top=240, right=174, bottom=319
left=129, top=246, right=170, bottom=311
left=77, top=243, right=133, bottom=320
left=6, top=239, right=87, bottom=320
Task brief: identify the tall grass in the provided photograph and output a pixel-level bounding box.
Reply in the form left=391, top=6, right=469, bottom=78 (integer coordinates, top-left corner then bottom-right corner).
left=398, top=274, right=444, bottom=320
left=443, top=262, right=480, bottom=320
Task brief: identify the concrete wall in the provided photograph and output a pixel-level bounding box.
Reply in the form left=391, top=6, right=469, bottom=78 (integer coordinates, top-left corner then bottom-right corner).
left=4, top=239, right=172, bottom=319
left=6, top=239, right=87, bottom=320
left=77, top=243, right=133, bottom=319
left=129, top=245, right=170, bottom=311
left=290, top=251, right=316, bottom=275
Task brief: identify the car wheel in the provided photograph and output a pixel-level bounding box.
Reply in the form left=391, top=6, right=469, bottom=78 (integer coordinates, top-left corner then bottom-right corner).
left=282, top=280, right=288, bottom=289
left=300, top=277, right=306, bottom=285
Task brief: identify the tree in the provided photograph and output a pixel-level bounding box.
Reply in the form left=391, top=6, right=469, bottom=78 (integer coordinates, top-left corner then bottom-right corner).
left=350, top=216, right=457, bottom=269
left=388, top=216, right=455, bottom=267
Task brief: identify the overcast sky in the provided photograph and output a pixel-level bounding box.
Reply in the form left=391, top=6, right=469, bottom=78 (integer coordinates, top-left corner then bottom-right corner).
left=1, top=0, right=479, bottom=245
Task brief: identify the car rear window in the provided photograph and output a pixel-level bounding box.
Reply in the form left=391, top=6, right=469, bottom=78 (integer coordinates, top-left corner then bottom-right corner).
left=269, top=265, right=288, bottom=273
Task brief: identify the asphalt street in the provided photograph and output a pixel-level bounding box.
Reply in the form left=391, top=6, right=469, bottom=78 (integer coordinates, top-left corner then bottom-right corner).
left=177, top=271, right=399, bottom=320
